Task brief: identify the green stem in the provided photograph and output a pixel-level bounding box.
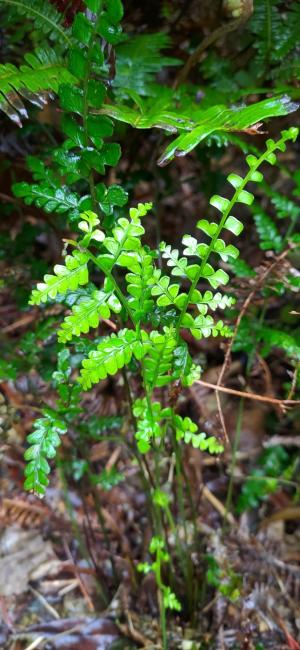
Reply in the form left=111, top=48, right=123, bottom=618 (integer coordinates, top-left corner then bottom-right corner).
left=155, top=550, right=168, bottom=650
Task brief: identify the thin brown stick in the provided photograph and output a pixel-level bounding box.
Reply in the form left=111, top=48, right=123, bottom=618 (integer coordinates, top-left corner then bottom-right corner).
left=214, top=248, right=293, bottom=437
left=218, top=247, right=291, bottom=388
left=195, top=379, right=300, bottom=407
left=215, top=391, right=229, bottom=445
left=287, top=362, right=299, bottom=400
left=63, top=540, right=95, bottom=612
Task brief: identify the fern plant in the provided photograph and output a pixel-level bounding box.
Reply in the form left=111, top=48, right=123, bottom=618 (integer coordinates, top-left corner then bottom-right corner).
left=24, top=128, right=298, bottom=495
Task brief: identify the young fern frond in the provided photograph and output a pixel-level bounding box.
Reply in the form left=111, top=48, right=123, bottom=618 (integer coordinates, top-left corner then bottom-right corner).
left=171, top=128, right=298, bottom=341
left=57, top=288, right=121, bottom=343
left=29, top=251, right=89, bottom=305
left=24, top=410, right=67, bottom=496
left=144, top=327, right=177, bottom=390
left=79, top=329, right=149, bottom=390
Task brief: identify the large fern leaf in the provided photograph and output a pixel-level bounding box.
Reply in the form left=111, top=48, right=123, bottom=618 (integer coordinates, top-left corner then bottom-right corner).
left=100, top=95, right=298, bottom=164
left=0, top=48, right=75, bottom=125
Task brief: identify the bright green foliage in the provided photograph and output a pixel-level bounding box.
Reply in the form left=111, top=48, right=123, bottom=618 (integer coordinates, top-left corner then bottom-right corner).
left=174, top=415, right=224, bottom=454
left=24, top=409, right=67, bottom=496
left=1, top=0, right=298, bottom=634
left=138, top=536, right=181, bottom=612
left=133, top=399, right=171, bottom=453
left=25, top=128, right=299, bottom=487
left=29, top=251, right=89, bottom=304
left=79, top=329, right=149, bottom=390
left=144, top=327, right=177, bottom=389
left=57, top=287, right=121, bottom=343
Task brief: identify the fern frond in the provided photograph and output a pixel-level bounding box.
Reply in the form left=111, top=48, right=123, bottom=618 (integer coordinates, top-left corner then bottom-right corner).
left=144, top=327, right=177, bottom=389
left=125, top=249, right=155, bottom=322
left=1, top=0, right=71, bottom=44
left=58, top=289, right=121, bottom=343
left=174, top=414, right=223, bottom=454
left=101, top=202, right=152, bottom=271
left=101, top=96, right=298, bottom=165
left=133, top=398, right=169, bottom=453
left=0, top=48, right=75, bottom=125
left=29, top=251, right=89, bottom=305
left=13, top=181, right=81, bottom=217
left=24, top=410, right=67, bottom=496
left=173, top=128, right=299, bottom=338
left=79, top=329, right=149, bottom=390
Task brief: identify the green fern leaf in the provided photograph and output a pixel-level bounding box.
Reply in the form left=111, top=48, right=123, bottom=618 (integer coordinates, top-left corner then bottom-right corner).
left=248, top=0, right=299, bottom=67
left=79, top=329, right=149, bottom=390
left=174, top=414, right=223, bottom=454
left=13, top=181, right=81, bottom=218
left=29, top=251, right=89, bottom=305
left=24, top=410, right=67, bottom=497
left=158, top=97, right=298, bottom=165
left=0, top=48, right=75, bottom=125
left=145, top=327, right=177, bottom=389
left=125, top=249, right=155, bottom=321
left=133, top=398, right=170, bottom=453
left=58, top=289, right=121, bottom=343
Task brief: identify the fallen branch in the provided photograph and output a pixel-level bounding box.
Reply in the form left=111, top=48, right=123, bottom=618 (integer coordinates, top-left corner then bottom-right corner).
left=195, top=379, right=300, bottom=407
